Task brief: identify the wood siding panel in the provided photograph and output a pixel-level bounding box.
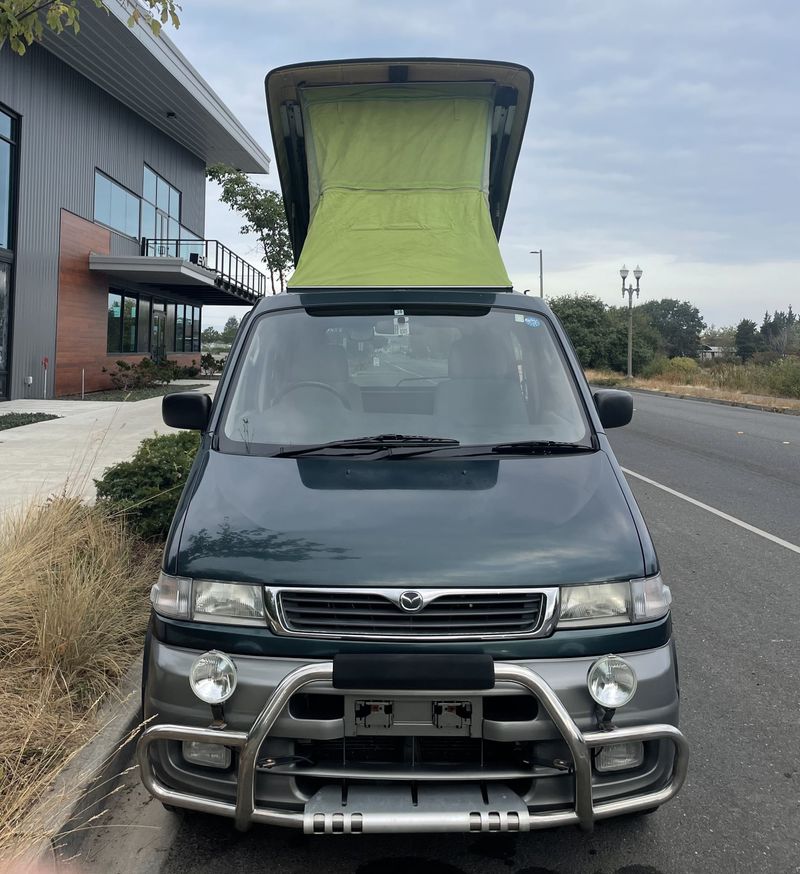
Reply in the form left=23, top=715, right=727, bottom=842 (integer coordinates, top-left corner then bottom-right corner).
left=55, top=212, right=203, bottom=396
left=55, top=211, right=112, bottom=396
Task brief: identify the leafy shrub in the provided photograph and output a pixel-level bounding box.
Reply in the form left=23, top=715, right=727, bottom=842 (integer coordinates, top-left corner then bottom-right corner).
left=643, top=356, right=698, bottom=383
left=766, top=358, right=800, bottom=398
left=102, top=357, right=174, bottom=391
left=95, top=431, right=201, bottom=540
left=641, top=355, right=670, bottom=379
left=172, top=359, right=201, bottom=379
left=200, top=351, right=226, bottom=376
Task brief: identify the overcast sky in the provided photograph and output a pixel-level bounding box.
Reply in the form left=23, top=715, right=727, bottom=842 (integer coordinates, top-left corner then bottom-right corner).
left=168, top=0, right=799, bottom=331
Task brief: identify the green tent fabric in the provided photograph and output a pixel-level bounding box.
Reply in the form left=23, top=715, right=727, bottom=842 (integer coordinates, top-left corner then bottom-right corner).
left=288, top=83, right=512, bottom=288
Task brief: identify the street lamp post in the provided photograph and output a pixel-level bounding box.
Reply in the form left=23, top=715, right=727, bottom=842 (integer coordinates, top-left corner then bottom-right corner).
left=530, top=250, right=544, bottom=297
left=620, top=264, right=643, bottom=378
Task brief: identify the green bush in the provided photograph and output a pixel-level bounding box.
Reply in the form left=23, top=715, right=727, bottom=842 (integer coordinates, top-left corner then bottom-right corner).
left=641, top=355, right=670, bottom=379
left=642, top=356, right=699, bottom=383
left=766, top=358, right=800, bottom=398
left=95, top=431, right=201, bottom=540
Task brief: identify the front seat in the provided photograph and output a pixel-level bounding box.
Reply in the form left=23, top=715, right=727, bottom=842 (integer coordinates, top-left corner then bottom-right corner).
left=435, top=334, right=528, bottom=427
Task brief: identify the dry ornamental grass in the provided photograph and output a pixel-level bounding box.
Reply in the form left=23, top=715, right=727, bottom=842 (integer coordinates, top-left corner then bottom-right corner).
left=0, top=499, right=158, bottom=863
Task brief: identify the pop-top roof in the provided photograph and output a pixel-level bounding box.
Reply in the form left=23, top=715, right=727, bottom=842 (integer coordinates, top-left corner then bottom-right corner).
left=265, top=59, right=533, bottom=289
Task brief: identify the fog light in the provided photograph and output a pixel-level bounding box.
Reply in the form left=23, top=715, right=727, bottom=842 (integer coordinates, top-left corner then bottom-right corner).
left=189, top=650, right=237, bottom=704
left=587, top=655, right=637, bottom=708
left=182, top=740, right=231, bottom=769
left=595, top=741, right=644, bottom=773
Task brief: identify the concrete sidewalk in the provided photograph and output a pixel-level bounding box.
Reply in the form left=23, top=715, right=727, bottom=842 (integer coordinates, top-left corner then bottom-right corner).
left=0, top=382, right=214, bottom=515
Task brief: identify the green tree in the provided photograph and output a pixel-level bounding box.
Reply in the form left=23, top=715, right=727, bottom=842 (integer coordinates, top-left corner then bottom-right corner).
left=220, top=316, right=240, bottom=345
left=760, top=306, right=797, bottom=357
left=605, top=306, right=661, bottom=373
left=1, top=0, right=179, bottom=55
left=201, top=326, right=221, bottom=345
left=548, top=294, right=609, bottom=369
left=207, top=164, right=294, bottom=293
left=735, top=319, right=762, bottom=362
left=638, top=298, right=706, bottom=358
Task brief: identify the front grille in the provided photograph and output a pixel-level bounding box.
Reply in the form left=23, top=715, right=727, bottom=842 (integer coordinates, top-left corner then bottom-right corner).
left=274, top=588, right=549, bottom=640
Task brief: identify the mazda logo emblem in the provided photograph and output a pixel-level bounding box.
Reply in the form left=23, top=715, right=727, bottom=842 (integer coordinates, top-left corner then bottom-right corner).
left=398, top=591, right=424, bottom=613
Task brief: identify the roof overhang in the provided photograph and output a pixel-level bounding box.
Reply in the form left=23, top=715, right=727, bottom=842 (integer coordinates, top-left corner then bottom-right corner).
left=42, top=1, right=270, bottom=173
left=266, top=58, right=533, bottom=262
left=89, top=255, right=259, bottom=305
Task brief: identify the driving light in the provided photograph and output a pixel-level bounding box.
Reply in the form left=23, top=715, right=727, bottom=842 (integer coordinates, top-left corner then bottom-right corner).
left=559, top=582, right=630, bottom=627
left=587, top=655, right=637, bottom=708
left=193, top=580, right=265, bottom=625
left=595, top=741, right=644, bottom=773
left=189, top=651, right=238, bottom=704
left=182, top=740, right=231, bottom=769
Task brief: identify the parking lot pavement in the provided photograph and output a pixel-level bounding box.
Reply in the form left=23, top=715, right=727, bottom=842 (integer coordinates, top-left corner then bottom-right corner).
left=0, top=381, right=215, bottom=515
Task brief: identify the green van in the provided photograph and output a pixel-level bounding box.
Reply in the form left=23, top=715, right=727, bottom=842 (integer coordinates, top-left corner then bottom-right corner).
left=138, top=59, right=688, bottom=834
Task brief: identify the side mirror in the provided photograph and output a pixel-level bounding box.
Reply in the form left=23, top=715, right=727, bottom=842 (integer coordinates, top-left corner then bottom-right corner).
left=593, top=389, right=633, bottom=429
left=162, top=392, right=212, bottom=431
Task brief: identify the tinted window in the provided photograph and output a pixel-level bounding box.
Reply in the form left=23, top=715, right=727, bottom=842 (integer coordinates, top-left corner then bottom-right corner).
left=94, top=171, right=139, bottom=238
left=0, top=140, right=10, bottom=250
left=122, top=295, right=137, bottom=353
left=143, top=166, right=157, bottom=203
left=222, top=305, right=588, bottom=449
left=107, top=293, right=122, bottom=353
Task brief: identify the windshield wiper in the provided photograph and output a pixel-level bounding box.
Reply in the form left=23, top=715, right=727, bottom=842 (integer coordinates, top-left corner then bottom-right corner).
left=489, top=440, right=595, bottom=455
left=271, top=434, right=460, bottom=458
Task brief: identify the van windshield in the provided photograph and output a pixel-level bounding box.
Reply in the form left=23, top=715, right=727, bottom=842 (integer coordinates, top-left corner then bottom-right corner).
left=220, top=305, right=589, bottom=452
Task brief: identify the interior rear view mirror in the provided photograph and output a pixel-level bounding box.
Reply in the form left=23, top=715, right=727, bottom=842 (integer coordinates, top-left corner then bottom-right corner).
left=593, top=389, right=633, bottom=429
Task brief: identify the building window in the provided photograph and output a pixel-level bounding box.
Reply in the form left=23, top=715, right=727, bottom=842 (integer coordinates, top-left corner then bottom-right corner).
left=0, top=107, right=16, bottom=251
left=107, top=291, right=138, bottom=353
left=142, top=165, right=183, bottom=244
left=94, top=171, right=139, bottom=239
left=171, top=304, right=201, bottom=353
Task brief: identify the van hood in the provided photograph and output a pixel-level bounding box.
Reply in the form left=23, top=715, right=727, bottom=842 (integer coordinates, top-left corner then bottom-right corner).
left=175, top=449, right=646, bottom=588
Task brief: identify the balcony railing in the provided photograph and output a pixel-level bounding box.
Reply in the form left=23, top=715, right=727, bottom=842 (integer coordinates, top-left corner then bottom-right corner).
left=141, top=238, right=267, bottom=301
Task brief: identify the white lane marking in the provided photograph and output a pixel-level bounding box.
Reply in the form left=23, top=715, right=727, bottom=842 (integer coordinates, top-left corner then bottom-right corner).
left=621, top=467, right=800, bottom=555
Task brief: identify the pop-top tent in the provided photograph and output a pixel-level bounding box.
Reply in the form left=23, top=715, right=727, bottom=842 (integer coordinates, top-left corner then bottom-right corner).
left=265, top=59, right=534, bottom=289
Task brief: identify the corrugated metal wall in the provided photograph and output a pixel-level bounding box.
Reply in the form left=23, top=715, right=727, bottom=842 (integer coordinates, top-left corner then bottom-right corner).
left=0, top=44, right=206, bottom=398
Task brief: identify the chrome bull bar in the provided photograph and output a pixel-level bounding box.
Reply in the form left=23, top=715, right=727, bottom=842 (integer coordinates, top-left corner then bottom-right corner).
left=137, top=661, right=689, bottom=833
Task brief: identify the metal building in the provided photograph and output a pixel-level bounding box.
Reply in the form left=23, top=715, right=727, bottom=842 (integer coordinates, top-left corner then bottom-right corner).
left=0, top=1, right=270, bottom=399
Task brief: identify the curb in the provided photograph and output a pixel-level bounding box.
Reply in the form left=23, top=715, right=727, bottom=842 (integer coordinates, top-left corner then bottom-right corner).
left=610, top=385, right=800, bottom=416
left=27, top=657, right=143, bottom=866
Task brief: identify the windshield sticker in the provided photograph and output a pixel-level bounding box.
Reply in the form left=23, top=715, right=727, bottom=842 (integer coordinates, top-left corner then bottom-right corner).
left=514, top=313, right=525, bottom=322
left=394, top=309, right=405, bottom=316
left=524, top=316, right=542, bottom=328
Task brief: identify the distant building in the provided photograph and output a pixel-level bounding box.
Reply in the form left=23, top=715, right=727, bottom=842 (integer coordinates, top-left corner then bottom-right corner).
left=0, top=2, right=270, bottom=399
left=698, top=345, right=726, bottom=361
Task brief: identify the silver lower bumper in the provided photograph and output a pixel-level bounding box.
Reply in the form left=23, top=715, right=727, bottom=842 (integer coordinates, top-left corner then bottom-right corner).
left=137, top=661, right=688, bottom=833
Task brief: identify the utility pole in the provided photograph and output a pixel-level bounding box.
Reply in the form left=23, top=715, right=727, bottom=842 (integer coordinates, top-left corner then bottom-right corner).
left=530, top=250, right=544, bottom=297
left=620, top=265, right=643, bottom=378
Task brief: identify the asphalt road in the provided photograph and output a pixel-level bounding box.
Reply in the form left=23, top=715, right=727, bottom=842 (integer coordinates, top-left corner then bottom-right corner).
left=74, top=392, right=800, bottom=874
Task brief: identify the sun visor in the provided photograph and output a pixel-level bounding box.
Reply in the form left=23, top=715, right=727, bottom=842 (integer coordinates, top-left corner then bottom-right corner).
left=287, top=82, right=511, bottom=288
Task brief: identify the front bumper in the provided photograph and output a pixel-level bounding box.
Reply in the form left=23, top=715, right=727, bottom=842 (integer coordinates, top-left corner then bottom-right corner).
left=138, top=658, right=688, bottom=834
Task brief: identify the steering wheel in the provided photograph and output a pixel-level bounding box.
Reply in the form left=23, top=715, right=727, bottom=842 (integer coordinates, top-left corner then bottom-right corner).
left=272, top=380, right=352, bottom=410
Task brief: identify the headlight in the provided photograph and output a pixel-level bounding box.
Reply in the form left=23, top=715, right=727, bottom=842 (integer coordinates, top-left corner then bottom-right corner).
left=559, top=582, right=630, bottom=627
left=193, top=580, right=265, bottom=625
left=189, top=650, right=238, bottom=704
left=587, top=655, right=637, bottom=708
left=558, top=575, right=671, bottom=628
left=150, top=573, right=265, bottom=626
